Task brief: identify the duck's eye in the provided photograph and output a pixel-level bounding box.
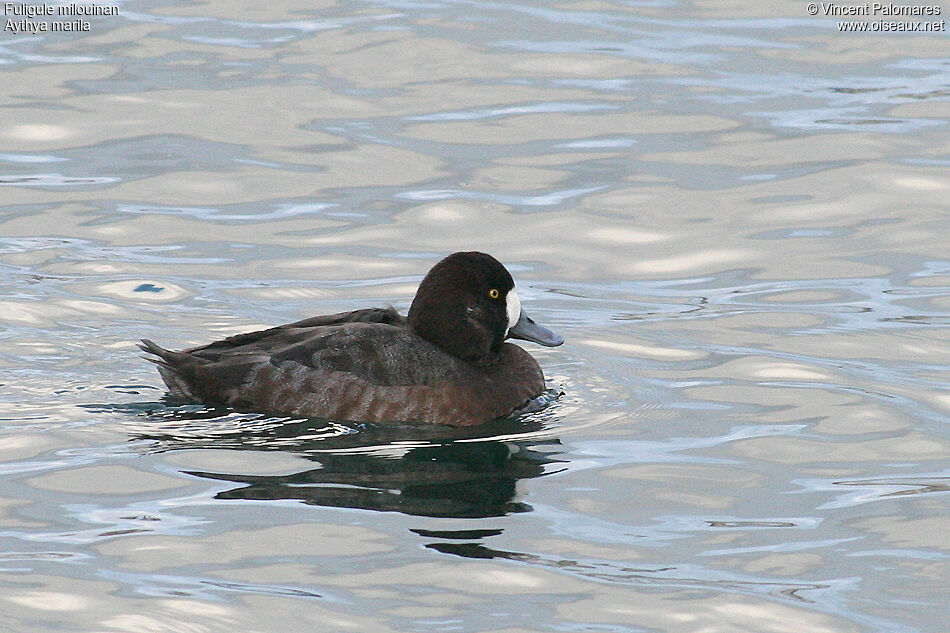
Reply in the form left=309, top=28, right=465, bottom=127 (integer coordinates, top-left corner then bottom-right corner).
left=488, top=288, right=500, bottom=299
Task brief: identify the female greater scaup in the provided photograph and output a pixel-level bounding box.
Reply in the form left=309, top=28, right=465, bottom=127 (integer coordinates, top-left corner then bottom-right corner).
left=139, top=251, right=563, bottom=426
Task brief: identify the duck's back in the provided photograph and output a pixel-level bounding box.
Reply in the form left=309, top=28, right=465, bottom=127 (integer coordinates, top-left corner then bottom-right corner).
left=141, top=307, right=544, bottom=425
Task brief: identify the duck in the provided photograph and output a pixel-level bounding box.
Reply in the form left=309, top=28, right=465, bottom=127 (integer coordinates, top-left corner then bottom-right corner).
left=139, top=251, right=563, bottom=426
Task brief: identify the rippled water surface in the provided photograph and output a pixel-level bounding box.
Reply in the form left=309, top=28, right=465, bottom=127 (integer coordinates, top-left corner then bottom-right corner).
left=2, top=1, right=949, bottom=631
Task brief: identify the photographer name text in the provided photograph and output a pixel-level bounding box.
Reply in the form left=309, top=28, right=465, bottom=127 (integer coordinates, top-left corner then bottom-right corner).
left=812, top=3, right=941, bottom=16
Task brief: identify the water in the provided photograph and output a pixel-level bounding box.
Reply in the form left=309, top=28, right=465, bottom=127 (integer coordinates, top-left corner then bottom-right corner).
left=2, top=1, right=949, bottom=631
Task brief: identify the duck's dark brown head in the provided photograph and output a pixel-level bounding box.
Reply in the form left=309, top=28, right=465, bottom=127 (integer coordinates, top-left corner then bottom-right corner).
left=408, top=252, right=562, bottom=364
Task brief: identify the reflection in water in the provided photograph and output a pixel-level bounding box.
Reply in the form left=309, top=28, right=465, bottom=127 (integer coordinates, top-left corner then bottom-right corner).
left=424, top=540, right=838, bottom=606
left=190, top=441, right=553, bottom=518
left=117, top=399, right=563, bottom=519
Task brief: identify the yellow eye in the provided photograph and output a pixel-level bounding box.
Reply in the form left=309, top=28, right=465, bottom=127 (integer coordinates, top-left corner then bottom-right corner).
left=488, top=288, right=499, bottom=299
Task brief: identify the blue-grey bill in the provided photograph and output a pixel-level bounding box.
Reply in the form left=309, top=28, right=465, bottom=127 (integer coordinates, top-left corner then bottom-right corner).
left=507, top=310, right=564, bottom=347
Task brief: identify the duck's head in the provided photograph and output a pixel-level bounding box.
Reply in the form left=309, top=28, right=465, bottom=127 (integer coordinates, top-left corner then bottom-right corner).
left=408, top=251, right=563, bottom=363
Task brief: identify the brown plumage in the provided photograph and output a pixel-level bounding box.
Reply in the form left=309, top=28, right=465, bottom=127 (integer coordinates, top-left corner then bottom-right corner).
left=140, top=252, right=563, bottom=426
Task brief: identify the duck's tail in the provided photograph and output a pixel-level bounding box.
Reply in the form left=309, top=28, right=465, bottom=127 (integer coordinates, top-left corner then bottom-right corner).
left=138, top=339, right=198, bottom=399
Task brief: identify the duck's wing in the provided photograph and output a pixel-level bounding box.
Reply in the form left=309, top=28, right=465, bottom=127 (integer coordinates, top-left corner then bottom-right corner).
left=138, top=309, right=455, bottom=417
left=186, top=307, right=407, bottom=358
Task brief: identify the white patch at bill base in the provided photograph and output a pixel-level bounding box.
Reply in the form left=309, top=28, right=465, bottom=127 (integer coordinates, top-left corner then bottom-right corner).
left=506, top=289, right=521, bottom=333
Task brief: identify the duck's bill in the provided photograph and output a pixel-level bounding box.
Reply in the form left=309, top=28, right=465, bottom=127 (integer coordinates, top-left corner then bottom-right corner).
left=507, top=310, right=564, bottom=347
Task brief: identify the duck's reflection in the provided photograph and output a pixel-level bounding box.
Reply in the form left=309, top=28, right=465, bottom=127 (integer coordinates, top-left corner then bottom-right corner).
left=119, top=398, right=563, bottom=519
left=191, top=438, right=556, bottom=518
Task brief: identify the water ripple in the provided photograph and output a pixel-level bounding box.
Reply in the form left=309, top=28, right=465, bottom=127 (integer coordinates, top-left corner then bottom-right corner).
left=0, top=174, right=120, bottom=187
left=396, top=185, right=606, bottom=207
